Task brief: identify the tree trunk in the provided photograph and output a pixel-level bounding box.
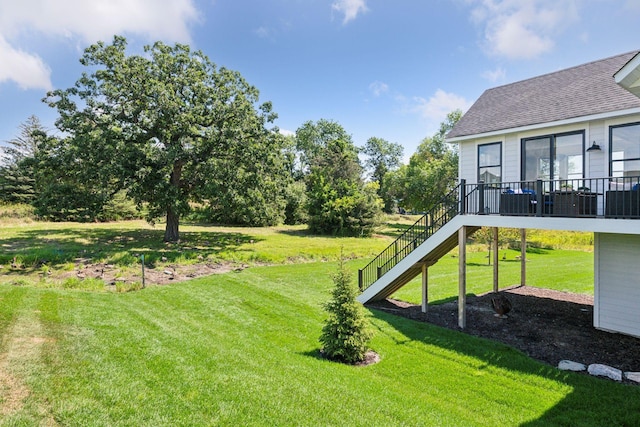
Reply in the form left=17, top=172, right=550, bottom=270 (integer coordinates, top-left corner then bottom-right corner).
left=164, top=207, right=180, bottom=242
left=164, top=160, right=184, bottom=242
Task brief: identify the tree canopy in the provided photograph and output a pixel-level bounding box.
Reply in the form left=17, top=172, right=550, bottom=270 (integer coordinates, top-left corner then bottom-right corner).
left=362, top=136, right=403, bottom=212
left=296, top=120, right=382, bottom=236
left=383, top=110, right=461, bottom=212
left=44, top=36, right=282, bottom=241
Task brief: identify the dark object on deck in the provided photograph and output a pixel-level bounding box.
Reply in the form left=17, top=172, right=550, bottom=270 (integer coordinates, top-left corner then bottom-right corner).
left=491, top=293, right=512, bottom=318
left=605, top=190, right=640, bottom=218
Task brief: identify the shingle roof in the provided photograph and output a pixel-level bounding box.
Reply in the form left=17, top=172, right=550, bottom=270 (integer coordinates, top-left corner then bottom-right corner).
left=447, top=51, right=640, bottom=139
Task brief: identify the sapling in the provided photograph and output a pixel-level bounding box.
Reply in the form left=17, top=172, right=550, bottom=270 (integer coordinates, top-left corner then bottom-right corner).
left=319, top=256, right=373, bottom=364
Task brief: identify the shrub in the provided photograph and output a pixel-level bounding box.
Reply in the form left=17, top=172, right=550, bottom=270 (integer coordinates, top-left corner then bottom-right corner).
left=319, top=257, right=373, bottom=364
left=284, top=181, right=308, bottom=225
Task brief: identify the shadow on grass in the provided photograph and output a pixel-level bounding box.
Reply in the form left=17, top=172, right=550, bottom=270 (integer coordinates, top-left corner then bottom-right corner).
left=367, top=308, right=640, bottom=426
left=375, top=222, right=416, bottom=239
left=299, top=349, right=325, bottom=361
left=275, top=228, right=368, bottom=239
left=0, top=226, right=263, bottom=270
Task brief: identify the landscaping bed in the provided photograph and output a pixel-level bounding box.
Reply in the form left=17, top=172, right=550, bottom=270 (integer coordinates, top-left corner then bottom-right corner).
left=369, top=285, right=640, bottom=377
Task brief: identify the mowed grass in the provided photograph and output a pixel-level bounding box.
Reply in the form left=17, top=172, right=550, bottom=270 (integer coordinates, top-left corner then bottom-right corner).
left=392, top=247, right=594, bottom=304
left=2, top=262, right=640, bottom=426
left=2, top=215, right=637, bottom=425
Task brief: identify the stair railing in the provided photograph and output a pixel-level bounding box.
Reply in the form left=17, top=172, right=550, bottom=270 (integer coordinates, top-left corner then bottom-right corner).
left=358, top=181, right=467, bottom=292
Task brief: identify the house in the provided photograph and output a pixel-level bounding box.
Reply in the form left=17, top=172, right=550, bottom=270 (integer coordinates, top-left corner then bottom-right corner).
left=358, top=50, right=640, bottom=339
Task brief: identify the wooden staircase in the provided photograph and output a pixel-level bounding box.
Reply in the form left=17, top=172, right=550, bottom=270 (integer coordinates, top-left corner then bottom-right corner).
left=357, top=184, right=479, bottom=303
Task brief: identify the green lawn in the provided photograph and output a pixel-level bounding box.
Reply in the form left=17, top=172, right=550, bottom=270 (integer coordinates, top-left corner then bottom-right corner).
left=0, top=220, right=392, bottom=287
left=1, top=260, right=639, bottom=426
left=2, top=217, right=638, bottom=425
left=392, top=247, right=594, bottom=304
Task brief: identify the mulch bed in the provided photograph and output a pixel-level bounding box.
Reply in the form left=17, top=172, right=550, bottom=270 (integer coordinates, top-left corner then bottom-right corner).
left=367, top=285, right=640, bottom=376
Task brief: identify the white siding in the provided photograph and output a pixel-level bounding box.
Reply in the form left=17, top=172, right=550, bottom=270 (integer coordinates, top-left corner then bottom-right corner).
left=594, top=233, right=640, bottom=338
left=503, top=134, right=519, bottom=182
left=587, top=120, right=606, bottom=178
left=459, top=141, right=476, bottom=184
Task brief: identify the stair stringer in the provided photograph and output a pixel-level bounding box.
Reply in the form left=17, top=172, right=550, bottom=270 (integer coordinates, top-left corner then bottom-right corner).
left=357, top=216, right=478, bottom=304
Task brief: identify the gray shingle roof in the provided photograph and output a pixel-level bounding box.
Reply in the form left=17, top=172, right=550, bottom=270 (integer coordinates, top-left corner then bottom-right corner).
left=447, top=51, right=640, bottom=139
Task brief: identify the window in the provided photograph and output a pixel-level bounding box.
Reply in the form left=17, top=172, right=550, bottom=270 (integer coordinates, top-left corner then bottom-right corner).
left=610, top=122, right=640, bottom=178
left=522, top=132, right=584, bottom=187
left=478, top=142, right=501, bottom=184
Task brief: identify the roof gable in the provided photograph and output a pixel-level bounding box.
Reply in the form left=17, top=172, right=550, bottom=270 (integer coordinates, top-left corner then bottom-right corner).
left=448, top=51, right=640, bottom=139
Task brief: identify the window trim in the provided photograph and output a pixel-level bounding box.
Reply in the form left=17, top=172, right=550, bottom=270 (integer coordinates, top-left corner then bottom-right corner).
left=477, top=141, right=502, bottom=184
left=609, top=121, right=640, bottom=177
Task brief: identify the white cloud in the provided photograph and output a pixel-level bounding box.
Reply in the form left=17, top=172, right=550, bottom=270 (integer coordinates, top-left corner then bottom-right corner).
left=413, top=89, right=472, bottom=121
left=332, top=0, right=368, bottom=24
left=0, top=0, right=199, bottom=43
left=469, top=0, right=579, bottom=60
left=0, top=0, right=200, bottom=89
left=0, top=35, right=52, bottom=90
left=482, top=66, right=506, bottom=82
left=279, top=128, right=295, bottom=137
left=255, top=26, right=272, bottom=39
left=369, top=81, right=389, bottom=96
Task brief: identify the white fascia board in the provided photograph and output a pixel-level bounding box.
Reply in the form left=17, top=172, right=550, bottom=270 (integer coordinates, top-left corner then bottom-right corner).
left=445, top=108, right=640, bottom=144
left=458, top=215, right=640, bottom=235
left=614, top=52, right=640, bottom=87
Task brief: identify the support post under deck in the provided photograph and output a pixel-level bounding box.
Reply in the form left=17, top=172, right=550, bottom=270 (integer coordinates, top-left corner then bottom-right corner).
left=520, top=228, right=526, bottom=286
left=493, top=227, right=499, bottom=292
left=421, top=263, right=428, bottom=313
left=458, top=226, right=467, bottom=329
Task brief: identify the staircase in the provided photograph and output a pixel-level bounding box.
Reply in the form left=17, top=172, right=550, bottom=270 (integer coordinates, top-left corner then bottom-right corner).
left=357, top=183, right=479, bottom=303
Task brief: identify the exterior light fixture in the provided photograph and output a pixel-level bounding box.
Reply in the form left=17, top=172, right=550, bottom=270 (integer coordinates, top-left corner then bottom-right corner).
left=586, top=141, right=601, bottom=152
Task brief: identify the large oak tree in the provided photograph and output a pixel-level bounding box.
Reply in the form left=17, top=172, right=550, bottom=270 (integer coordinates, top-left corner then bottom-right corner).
left=45, top=36, right=279, bottom=241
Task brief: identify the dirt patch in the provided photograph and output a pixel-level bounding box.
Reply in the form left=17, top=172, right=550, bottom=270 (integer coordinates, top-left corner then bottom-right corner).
left=355, top=350, right=381, bottom=367
left=58, top=260, right=243, bottom=287
left=368, top=285, right=640, bottom=378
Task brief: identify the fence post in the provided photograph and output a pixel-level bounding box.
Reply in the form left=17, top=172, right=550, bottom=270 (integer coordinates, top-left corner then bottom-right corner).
left=377, top=266, right=382, bottom=279
left=478, top=180, right=485, bottom=215
left=358, top=269, right=363, bottom=291
left=536, top=179, right=543, bottom=217
left=459, top=179, right=466, bottom=214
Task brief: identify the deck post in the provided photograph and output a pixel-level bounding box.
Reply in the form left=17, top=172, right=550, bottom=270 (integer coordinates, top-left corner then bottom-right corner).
left=421, top=263, right=428, bottom=313
left=478, top=180, right=485, bottom=214
left=358, top=269, right=363, bottom=292
left=459, top=179, right=466, bottom=214
left=520, top=228, right=526, bottom=286
left=536, top=180, right=543, bottom=216
left=493, top=227, right=499, bottom=292
left=458, top=226, right=467, bottom=328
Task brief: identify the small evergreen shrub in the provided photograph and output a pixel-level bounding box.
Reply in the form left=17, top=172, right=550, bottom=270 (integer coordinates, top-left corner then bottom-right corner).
left=319, top=257, right=373, bottom=364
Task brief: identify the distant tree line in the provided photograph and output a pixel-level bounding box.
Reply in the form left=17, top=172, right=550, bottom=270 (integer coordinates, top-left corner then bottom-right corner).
left=0, top=36, right=461, bottom=242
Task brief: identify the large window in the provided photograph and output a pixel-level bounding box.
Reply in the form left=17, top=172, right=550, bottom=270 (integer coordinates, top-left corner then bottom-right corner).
left=522, top=132, right=584, bottom=185
left=610, top=122, right=640, bottom=178
left=478, top=142, right=501, bottom=184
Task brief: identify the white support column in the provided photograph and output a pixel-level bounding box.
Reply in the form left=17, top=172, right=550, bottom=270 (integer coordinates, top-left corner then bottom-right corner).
left=458, top=226, right=467, bottom=329
left=493, top=227, right=499, bottom=293
left=520, top=228, right=526, bottom=286
left=421, top=263, right=428, bottom=313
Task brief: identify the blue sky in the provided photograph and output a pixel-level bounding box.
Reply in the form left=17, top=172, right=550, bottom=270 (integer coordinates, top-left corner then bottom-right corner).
left=1, top=0, right=640, bottom=160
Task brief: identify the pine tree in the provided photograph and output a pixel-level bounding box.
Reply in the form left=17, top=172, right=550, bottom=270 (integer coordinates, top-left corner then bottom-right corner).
left=0, top=115, right=43, bottom=203
left=319, top=257, right=373, bottom=363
